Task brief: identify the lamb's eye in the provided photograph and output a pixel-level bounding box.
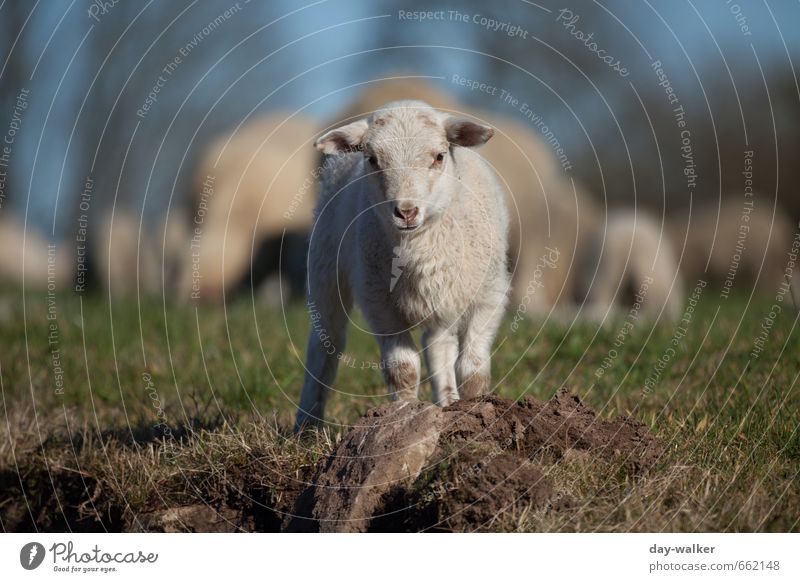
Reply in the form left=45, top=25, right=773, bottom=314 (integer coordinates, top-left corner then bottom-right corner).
left=367, top=155, right=378, bottom=167
left=433, top=152, right=446, bottom=166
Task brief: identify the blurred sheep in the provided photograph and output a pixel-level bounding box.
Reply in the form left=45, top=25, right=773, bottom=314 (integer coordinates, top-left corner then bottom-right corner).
left=95, top=210, right=187, bottom=298
left=579, top=210, right=684, bottom=321
left=181, top=113, right=318, bottom=304
left=667, top=198, right=795, bottom=293
left=0, top=215, right=73, bottom=288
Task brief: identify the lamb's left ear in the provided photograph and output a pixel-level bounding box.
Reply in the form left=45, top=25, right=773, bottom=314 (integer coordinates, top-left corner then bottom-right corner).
left=314, top=119, right=369, bottom=154
left=443, top=117, right=494, bottom=147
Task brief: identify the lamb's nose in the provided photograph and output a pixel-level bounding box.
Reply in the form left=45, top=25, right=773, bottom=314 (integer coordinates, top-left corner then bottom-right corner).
left=394, top=205, right=419, bottom=222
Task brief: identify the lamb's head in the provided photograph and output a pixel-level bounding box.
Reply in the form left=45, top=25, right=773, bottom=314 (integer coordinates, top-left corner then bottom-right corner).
left=315, top=100, right=494, bottom=233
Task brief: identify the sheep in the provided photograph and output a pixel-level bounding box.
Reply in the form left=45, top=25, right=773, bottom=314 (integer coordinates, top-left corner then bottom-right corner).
left=95, top=210, right=143, bottom=297
left=95, top=210, right=187, bottom=298
left=295, top=100, right=510, bottom=429
left=486, top=119, right=599, bottom=314
left=578, top=210, right=684, bottom=321
left=181, top=113, right=319, bottom=304
left=0, top=215, right=73, bottom=288
left=331, top=78, right=599, bottom=316
left=667, top=198, right=794, bottom=294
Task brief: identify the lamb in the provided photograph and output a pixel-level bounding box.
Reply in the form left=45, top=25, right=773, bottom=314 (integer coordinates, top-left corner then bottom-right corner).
left=295, top=101, right=510, bottom=429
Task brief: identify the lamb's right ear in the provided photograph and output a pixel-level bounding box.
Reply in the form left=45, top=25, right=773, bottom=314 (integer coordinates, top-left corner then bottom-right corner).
left=444, top=117, right=494, bottom=147
left=314, top=119, right=369, bottom=154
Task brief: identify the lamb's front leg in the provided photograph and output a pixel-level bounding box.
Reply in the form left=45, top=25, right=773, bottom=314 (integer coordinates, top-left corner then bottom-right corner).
left=457, top=300, right=506, bottom=399
left=422, top=327, right=459, bottom=406
left=378, top=332, right=420, bottom=401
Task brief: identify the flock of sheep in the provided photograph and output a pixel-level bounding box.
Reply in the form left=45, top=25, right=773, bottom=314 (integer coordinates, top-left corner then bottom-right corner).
left=1, top=79, right=793, bottom=326
left=2, top=77, right=795, bottom=425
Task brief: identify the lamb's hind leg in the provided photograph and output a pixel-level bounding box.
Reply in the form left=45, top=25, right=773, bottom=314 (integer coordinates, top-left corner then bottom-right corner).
left=457, top=298, right=506, bottom=400
left=422, top=327, right=459, bottom=406
left=295, top=288, right=352, bottom=431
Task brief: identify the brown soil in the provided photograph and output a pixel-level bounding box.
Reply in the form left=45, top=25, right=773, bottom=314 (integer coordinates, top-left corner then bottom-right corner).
left=441, top=390, right=663, bottom=473
left=294, top=389, right=663, bottom=532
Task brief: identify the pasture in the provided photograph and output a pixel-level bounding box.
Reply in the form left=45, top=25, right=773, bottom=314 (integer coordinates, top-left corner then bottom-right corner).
left=1, top=287, right=798, bottom=532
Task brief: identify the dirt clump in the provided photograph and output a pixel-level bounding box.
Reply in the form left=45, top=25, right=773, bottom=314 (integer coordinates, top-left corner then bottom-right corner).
left=441, top=390, right=663, bottom=473
left=289, top=400, right=443, bottom=532
left=374, top=451, right=554, bottom=532
left=295, top=389, right=664, bottom=531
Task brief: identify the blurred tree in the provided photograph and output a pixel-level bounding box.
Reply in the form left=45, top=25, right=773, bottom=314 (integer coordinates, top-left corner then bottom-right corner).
left=0, top=1, right=33, bottom=214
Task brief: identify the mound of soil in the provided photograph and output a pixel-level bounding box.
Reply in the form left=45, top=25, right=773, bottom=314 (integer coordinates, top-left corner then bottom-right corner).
left=1, top=389, right=663, bottom=532
left=291, top=389, right=664, bottom=532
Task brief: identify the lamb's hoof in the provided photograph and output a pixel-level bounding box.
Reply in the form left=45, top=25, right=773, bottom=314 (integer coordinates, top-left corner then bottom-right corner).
left=435, top=388, right=460, bottom=407
left=294, top=413, right=325, bottom=435
left=458, top=373, right=489, bottom=400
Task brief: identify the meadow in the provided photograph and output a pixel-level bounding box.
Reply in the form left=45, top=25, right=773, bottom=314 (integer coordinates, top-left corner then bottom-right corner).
left=1, top=286, right=798, bottom=532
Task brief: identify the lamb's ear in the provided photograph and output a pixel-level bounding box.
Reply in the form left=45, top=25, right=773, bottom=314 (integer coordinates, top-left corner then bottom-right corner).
left=314, top=119, right=369, bottom=154
left=444, top=117, right=494, bottom=147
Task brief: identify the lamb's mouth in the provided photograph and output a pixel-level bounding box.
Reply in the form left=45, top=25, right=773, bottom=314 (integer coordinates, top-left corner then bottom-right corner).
left=397, top=224, right=420, bottom=231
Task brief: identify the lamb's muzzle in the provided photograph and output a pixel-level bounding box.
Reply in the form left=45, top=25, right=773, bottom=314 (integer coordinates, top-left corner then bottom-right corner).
left=393, top=204, right=419, bottom=229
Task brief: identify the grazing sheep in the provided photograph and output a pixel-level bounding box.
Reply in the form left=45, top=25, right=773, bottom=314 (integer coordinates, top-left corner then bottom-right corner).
left=96, top=211, right=142, bottom=297
left=579, top=211, right=684, bottom=321
left=332, top=78, right=598, bottom=316
left=296, top=101, right=510, bottom=429
left=95, top=210, right=187, bottom=298
left=667, top=198, right=794, bottom=293
left=0, top=216, right=72, bottom=288
left=487, top=119, right=599, bottom=314
left=182, top=113, right=318, bottom=304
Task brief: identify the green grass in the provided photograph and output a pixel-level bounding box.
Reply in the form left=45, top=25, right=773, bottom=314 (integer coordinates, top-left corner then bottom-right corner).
left=1, top=286, right=798, bottom=531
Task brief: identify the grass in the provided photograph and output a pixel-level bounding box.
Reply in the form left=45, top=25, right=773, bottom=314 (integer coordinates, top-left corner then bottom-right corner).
left=0, top=284, right=798, bottom=531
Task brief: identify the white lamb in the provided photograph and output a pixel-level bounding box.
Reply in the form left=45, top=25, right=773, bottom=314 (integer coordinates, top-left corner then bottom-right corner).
left=295, top=101, right=510, bottom=429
